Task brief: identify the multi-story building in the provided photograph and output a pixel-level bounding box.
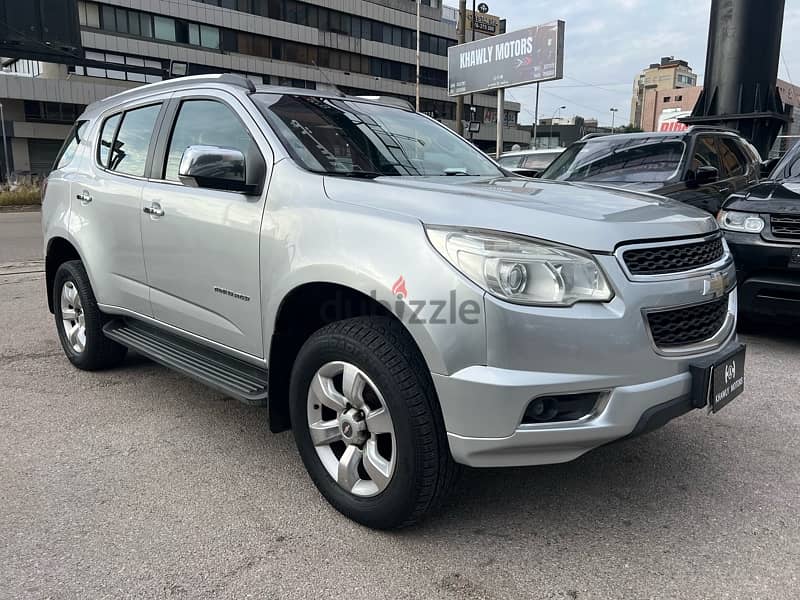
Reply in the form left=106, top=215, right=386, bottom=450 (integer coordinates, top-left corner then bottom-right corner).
left=630, top=57, right=697, bottom=130
left=0, top=0, right=528, bottom=179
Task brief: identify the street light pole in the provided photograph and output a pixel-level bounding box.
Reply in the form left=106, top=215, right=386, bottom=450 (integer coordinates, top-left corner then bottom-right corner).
left=533, top=82, right=540, bottom=148
left=549, top=106, right=566, bottom=149
left=0, top=103, right=10, bottom=185
left=610, top=107, right=619, bottom=133
left=415, top=0, right=421, bottom=111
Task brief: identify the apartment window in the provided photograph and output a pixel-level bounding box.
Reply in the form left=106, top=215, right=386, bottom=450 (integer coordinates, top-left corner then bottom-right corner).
left=77, top=1, right=100, bottom=28
left=201, top=25, right=220, bottom=49
left=675, top=95, right=683, bottom=102
left=115, top=8, right=128, bottom=33
left=663, top=97, right=672, bottom=103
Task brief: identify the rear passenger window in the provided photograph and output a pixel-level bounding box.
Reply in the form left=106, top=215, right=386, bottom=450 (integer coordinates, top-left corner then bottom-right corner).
left=109, top=104, right=161, bottom=176
left=163, top=100, right=253, bottom=181
left=718, top=138, right=746, bottom=177
left=97, top=113, right=121, bottom=168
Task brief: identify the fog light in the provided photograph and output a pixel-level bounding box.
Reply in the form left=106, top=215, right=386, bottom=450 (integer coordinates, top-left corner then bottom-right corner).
left=524, top=396, right=560, bottom=422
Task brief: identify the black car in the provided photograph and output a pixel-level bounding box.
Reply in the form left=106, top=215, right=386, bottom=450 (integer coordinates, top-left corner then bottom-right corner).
left=719, top=142, right=800, bottom=319
left=539, top=127, right=764, bottom=214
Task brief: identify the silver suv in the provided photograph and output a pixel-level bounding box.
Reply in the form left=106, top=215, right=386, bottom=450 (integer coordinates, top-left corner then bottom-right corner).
left=43, top=75, right=746, bottom=529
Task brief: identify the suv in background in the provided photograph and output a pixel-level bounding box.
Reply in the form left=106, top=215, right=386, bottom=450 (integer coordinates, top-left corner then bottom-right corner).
left=43, top=75, right=746, bottom=529
left=719, top=141, right=800, bottom=319
left=539, top=128, right=763, bottom=214
left=497, top=148, right=564, bottom=178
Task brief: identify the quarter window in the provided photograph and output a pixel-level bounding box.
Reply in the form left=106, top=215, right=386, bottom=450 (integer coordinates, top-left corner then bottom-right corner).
left=54, top=121, right=88, bottom=170
left=97, top=113, right=121, bottom=168
left=163, top=100, right=253, bottom=182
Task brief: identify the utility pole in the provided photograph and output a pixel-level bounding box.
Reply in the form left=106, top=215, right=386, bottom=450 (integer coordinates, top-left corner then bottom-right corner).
left=468, top=0, right=475, bottom=138
left=0, top=103, right=9, bottom=185
left=415, top=0, right=421, bottom=111
left=610, top=107, right=619, bottom=133
left=456, top=0, right=466, bottom=137
left=532, top=83, right=540, bottom=148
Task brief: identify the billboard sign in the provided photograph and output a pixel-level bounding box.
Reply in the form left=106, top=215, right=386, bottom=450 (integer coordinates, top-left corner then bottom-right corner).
left=448, top=21, right=565, bottom=97
left=659, top=108, right=692, bottom=132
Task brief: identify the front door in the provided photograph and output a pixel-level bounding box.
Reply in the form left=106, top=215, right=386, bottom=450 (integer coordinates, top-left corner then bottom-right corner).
left=140, top=90, right=271, bottom=358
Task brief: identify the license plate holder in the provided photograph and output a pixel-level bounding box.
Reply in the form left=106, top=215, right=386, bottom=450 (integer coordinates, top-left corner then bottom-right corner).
left=690, top=345, right=746, bottom=413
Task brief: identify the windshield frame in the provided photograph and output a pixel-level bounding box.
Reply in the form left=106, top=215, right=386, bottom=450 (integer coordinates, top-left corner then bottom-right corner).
left=770, top=143, right=800, bottom=181
left=252, top=93, right=507, bottom=178
left=540, top=137, right=689, bottom=184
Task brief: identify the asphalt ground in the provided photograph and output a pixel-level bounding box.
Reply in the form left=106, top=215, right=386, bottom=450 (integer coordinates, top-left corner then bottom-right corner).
left=1, top=212, right=799, bottom=599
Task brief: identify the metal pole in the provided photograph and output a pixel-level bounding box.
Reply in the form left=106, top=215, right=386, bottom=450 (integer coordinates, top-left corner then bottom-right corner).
left=456, top=0, right=466, bottom=136
left=611, top=110, right=616, bottom=132
left=415, top=0, right=421, bottom=111
left=468, top=0, right=475, bottom=136
left=496, top=88, right=504, bottom=158
left=533, top=82, right=540, bottom=148
left=0, top=103, right=9, bottom=184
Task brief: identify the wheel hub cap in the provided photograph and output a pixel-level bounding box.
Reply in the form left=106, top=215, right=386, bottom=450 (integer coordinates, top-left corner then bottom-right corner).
left=307, top=361, right=397, bottom=497
left=60, top=281, right=86, bottom=354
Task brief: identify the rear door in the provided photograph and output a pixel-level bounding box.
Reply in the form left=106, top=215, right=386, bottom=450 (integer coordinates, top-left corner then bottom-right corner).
left=717, top=136, right=752, bottom=194
left=69, top=97, right=170, bottom=316
left=139, top=89, right=272, bottom=358
left=683, top=135, right=730, bottom=213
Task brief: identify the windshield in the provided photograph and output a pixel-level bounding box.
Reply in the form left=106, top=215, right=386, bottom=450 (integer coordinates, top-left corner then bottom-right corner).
left=540, top=137, right=686, bottom=184
left=253, top=94, right=504, bottom=177
left=772, top=144, right=800, bottom=181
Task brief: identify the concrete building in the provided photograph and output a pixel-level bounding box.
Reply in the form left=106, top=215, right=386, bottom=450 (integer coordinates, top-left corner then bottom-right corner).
left=630, top=57, right=698, bottom=130
left=0, top=0, right=529, bottom=180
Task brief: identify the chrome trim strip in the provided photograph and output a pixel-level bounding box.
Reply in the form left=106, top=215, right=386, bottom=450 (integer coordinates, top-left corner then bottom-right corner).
left=96, top=304, right=267, bottom=367
left=642, top=292, right=737, bottom=358
left=615, top=233, right=733, bottom=282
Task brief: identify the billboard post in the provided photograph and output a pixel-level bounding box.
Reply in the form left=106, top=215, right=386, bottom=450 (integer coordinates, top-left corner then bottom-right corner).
left=448, top=20, right=565, bottom=155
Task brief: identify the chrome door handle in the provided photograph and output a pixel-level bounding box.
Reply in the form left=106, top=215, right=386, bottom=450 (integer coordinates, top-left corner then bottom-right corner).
left=143, top=204, right=165, bottom=217
left=76, top=191, right=92, bottom=204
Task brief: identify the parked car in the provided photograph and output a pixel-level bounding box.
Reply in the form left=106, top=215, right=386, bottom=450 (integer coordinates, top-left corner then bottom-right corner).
left=539, top=127, right=763, bottom=214
left=43, top=75, right=745, bottom=529
left=719, top=141, right=800, bottom=319
left=497, top=148, right=564, bottom=177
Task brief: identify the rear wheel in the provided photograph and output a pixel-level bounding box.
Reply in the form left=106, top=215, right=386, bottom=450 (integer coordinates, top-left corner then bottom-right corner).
left=53, top=260, right=127, bottom=371
left=289, top=316, right=459, bottom=529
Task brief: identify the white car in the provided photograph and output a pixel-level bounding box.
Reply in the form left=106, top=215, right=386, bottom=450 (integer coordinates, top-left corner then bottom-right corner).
left=497, top=149, right=564, bottom=177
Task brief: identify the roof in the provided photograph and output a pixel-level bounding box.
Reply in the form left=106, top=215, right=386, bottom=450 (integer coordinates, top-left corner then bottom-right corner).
left=580, top=127, right=742, bottom=145
left=81, top=73, right=413, bottom=119
left=500, top=148, right=565, bottom=158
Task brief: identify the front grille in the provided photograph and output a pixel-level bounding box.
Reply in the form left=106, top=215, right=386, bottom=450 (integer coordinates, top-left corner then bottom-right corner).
left=623, top=237, right=725, bottom=276
left=647, top=296, right=729, bottom=348
left=771, top=214, right=800, bottom=239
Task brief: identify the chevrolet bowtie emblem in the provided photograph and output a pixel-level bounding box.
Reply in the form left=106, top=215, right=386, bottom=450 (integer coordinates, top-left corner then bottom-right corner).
left=702, top=273, right=726, bottom=298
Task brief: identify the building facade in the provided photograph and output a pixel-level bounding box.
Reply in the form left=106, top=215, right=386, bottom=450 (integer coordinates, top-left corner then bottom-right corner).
left=0, top=0, right=529, bottom=179
left=630, top=57, right=697, bottom=130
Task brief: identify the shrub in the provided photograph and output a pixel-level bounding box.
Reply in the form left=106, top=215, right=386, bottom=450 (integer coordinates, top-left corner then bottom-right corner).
left=0, top=184, right=42, bottom=207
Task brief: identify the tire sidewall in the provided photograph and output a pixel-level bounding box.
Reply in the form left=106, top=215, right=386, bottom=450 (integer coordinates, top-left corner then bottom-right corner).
left=290, top=328, right=425, bottom=528
left=54, top=264, right=87, bottom=364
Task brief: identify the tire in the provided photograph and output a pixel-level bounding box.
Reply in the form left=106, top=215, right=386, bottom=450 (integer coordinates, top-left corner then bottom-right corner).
left=289, top=316, right=459, bottom=529
left=53, top=260, right=127, bottom=371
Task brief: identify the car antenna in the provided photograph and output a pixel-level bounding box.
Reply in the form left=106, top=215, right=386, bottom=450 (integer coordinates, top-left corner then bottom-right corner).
left=311, top=61, right=347, bottom=97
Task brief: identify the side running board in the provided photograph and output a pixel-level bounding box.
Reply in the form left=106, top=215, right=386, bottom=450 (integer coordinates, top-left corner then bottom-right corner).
left=103, top=319, right=268, bottom=406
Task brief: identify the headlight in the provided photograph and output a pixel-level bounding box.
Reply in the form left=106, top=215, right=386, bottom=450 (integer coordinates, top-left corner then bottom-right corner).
left=717, top=210, right=765, bottom=233
left=426, top=227, right=613, bottom=306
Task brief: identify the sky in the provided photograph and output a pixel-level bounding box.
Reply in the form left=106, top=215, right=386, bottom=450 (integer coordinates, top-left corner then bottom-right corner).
left=479, top=0, right=800, bottom=127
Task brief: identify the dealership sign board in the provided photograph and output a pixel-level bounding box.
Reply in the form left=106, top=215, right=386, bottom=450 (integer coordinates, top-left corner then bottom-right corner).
left=448, top=21, right=565, bottom=96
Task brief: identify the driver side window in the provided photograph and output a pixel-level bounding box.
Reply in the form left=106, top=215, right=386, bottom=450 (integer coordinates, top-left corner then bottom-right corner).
left=692, top=137, right=722, bottom=174
left=163, top=99, right=253, bottom=181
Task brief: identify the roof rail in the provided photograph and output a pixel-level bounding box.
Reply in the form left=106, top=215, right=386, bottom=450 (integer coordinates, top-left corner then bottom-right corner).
left=580, top=132, right=611, bottom=141
left=86, top=74, right=256, bottom=113
left=685, top=125, right=740, bottom=134
left=353, top=95, right=414, bottom=111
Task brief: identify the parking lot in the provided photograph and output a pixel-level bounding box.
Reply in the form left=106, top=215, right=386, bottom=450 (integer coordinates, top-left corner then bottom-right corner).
left=1, top=211, right=799, bottom=599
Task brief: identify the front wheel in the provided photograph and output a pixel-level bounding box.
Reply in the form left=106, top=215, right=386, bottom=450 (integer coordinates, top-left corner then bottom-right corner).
left=289, top=317, right=459, bottom=529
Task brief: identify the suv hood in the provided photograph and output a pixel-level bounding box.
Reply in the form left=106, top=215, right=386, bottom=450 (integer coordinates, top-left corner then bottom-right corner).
left=725, top=180, right=800, bottom=214
left=324, top=176, right=717, bottom=253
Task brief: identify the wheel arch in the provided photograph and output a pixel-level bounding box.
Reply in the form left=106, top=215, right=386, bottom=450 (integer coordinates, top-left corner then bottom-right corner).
left=45, top=237, right=84, bottom=314
left=267, top=281, right=433, bottom=433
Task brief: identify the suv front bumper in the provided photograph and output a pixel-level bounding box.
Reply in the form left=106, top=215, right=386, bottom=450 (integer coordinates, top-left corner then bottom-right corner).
left=433, top=337, right=739, bottom=468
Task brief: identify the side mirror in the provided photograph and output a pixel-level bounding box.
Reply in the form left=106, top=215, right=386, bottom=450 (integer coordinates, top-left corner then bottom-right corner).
left=688, top=165, right=719, bottom=187
left=761, top=158, right=780, bottom=178
left=178, top=144, right=265, bottom=194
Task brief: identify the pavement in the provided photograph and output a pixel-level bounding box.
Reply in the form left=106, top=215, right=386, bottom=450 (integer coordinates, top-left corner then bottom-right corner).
left=1, top=211, right=800, bottom=599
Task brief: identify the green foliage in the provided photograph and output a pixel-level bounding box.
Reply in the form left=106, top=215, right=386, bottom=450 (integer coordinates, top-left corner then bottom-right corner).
left=0, top=184, right=42, bottom=207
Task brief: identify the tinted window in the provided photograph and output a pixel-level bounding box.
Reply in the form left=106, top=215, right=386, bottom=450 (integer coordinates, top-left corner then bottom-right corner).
left=522, top=152, right=560, bottom=170
left=253, top=94, right=503, bottom=177
left=97, top=113, right=121, bottom=168
left=164, top=100, right=253, bottom=181
left=789, top=156, right=800, bottom=179
left=109, top=104, right=161, bottom=176
left=498, top=155, right=523, bottom=168
left=54, top=121, right=88, bottom=170
left=541, top=138, right=686, bottom=183
left=718, top=138, right=746, bottom=177
left=692, top=137, right=722, bottom=173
